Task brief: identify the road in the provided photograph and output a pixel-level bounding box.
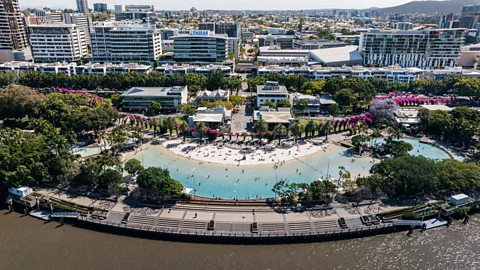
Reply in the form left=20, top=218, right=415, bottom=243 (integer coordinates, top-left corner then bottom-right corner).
left=231, top=105, right=252, bottom=132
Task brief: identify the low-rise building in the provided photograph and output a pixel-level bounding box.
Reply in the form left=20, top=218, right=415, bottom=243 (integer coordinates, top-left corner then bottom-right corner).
left=256, top=81, right=289, bottom=108
left=257, top=35, right=296, bottom=49
left=188, top=106, right=232, bottom=129
left=293, top=40, right=347, bottom=50
left=459, top=44, right=480, bottom=69
left=257, top=65, right=424, bottom=83
left=309, top=46, right=363, bottom=67
left=257, top=45, right=362, bottom=67
left=75, top=62, right=152, bottom=75
left=292, top=93, right=337, bottom=115
left=194, top=89, right=229, bottom=104
left=394, top=109, right=420, bottom=126
left=267, top=27, right=288, bottom=35
left=121, top=86, right=188, bottom=112
left=450, top=194, right=469, bottom=206
left=253, top=107, right=294, bottom=127
left=0, top=61, right=152, bottom=76
left=155, top=64, right=232, bottom=76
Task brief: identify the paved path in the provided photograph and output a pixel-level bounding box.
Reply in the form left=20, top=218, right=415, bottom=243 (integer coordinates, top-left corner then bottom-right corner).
left=231, top=105, right=251, bottom=132
left=35, top=188, right=397, bottom=235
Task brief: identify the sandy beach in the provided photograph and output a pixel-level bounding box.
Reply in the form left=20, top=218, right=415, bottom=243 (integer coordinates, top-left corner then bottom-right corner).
left=157, top=138, right=335, bottom=166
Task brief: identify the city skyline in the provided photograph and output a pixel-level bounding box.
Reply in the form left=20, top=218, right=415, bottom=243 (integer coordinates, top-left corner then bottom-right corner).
left=20, top=0, right=413, bottom=10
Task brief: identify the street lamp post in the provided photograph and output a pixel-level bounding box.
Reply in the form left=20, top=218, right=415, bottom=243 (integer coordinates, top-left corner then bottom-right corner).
left=326, top=158, right=331, bottom=179
left=192, top=168, right=196, bottom=199
left=274, top=168, right=278, bottom=203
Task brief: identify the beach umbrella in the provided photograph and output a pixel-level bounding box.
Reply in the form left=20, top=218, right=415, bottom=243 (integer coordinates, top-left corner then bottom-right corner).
left=182, top=187, right=193, bottom=194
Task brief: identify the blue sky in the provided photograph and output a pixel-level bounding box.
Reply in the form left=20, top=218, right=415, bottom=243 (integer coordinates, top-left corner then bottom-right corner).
left=20, top=0, right=412, bottom=10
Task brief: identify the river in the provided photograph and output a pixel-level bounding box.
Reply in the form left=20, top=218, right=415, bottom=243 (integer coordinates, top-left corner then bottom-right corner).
left=1, top=210, right=479, bottom=269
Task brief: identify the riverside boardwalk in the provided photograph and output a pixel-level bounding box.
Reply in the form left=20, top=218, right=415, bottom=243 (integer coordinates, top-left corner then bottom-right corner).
left=34, top=188, right=403, bottom=243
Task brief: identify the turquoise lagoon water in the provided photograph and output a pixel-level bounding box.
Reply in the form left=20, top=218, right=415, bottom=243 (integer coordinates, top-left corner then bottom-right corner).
left=133, top=139, right=451, bottom=199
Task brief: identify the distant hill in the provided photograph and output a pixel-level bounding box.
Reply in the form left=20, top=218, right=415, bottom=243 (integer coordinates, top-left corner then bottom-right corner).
left=376, top=0, right=479, bottom=14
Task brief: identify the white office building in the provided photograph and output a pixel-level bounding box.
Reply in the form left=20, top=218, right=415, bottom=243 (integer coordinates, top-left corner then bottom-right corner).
left=267, top=27, right=288, bottom=35
left=359, top=29, right=467, bottom=69
left=257, top=65, right=425, bottom=83
left=115, top=5, right=154, bottom=23
left=91, top=23, right=162, bottom=62
left=256, top=81, right=289, bottom=108
left=173, top=30, right=228, bottom=61
left=28, top=24, right=88, bottom=62
left=155, top=64, right=232, bottom=76
left=121, top=86, right=188, bottom=112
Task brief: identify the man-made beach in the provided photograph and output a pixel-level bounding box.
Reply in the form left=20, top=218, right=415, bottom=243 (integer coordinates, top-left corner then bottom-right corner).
left=161, top=138, right=334, bottom=166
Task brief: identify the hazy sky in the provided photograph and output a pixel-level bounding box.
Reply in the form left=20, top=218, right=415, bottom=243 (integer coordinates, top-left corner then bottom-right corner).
left=20, top=0, right=413, bottom=10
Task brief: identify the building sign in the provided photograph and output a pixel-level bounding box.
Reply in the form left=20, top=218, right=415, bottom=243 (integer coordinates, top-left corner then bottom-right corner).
left=192, top=30, right=209, bottom=36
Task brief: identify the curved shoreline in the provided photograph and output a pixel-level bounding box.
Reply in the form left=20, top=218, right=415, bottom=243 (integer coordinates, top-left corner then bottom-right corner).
left=73, top=216, right=399, bottom=244
left=158, top=138, right=336, bottom=167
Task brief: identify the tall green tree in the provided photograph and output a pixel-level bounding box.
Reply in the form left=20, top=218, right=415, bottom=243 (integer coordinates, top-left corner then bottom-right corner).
left=273, top=124, right=287, bottom=145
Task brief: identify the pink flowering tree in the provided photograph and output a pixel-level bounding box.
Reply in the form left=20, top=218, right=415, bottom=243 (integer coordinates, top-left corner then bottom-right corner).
left=369, top=99, right=399, bottom=125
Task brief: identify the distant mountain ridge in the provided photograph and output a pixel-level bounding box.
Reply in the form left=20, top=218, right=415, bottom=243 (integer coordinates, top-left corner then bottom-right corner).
left=376, top=0, right=479, bottom=14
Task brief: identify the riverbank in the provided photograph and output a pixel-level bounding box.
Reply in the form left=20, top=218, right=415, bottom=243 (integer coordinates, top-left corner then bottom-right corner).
left=23, top=187, right=441, bottom=245
left=2, top=210, right=478, bottom=269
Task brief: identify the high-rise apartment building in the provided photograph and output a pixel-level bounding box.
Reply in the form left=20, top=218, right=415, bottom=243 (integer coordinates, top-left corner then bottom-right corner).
left=257, top=35, right=295, bottom=49
left=0, top=0, right=32, bottom=62
left=93, top=3, right=107, bottom=13
left=172, top=30, right=228, bottom=61
left=114, top=5, right=124, bottom=13
left=91, top=23, right=162, bottom=62
left=439, top=13, right=459, bottom=29
left=359, top=29, right=466, bottom=69
left=63, top=13, right=93, bottom=45
left=459, top=4, right=480, bottom=29
left=76, top=0, right=89, bottom=13
left=198, top=22, right=241, bottom=38
left=28, top=24, right=88, bottom=62
left=114, top=5, right=155, bottom=23
left=124, top=5, right=153, bottom=11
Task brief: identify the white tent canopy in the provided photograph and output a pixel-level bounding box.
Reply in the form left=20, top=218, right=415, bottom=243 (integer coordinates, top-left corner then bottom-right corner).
left=182, top=187, right=193, bottom=194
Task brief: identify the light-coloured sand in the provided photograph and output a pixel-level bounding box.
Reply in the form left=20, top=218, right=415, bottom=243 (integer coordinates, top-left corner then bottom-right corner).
left=159, top=138, right=333, bottom=166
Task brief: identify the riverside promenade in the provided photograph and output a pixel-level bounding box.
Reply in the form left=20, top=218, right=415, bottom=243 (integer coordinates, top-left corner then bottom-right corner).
left=34, top=188, right=399, bottom=243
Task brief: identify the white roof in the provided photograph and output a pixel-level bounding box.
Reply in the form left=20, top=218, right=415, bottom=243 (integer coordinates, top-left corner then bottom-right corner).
left=193, top=114, right=224, bottom=123
left=420, top=105, right=453, bottom=111
left=451, top=194, right=469, bottom=200
left=121, top=86, right=186, bottom=97
left=309, top=45, right=362, bottom=65
left=260, top=112, right=293, bottom=123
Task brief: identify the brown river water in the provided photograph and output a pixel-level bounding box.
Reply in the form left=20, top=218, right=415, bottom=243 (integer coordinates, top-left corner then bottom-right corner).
left=0, top=210, right=479, bottom=270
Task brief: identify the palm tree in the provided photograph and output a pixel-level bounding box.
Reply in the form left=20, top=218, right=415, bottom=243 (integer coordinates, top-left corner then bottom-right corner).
left=389, top=126, right=403, bottom=140
left=273, top=124, right=287, bottom=146
left=254, top=119, right=269, bottom=142
left=305, top=120, right=316, bottom=138
left=179, top=120, right=189, bottom=142
left=322, top=120, right=332, bottom=140
left=165, top=117, right=176, bottom=138
left=289, top=122, right=304, bottom=143
left=241, top=131, right=247, bottom=141
left=356, top=122, right=368, bottom=135
left=196, top=122, right=207, bottom=141
left=370, top=128, right=382, bottom=145
left=132, top=125, right=143, bottom=145
left=97, top=130, right=106, bottom=152
left=110, top=125, right=127, bottom=154
left=150, top=118, right=163, bottom=137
